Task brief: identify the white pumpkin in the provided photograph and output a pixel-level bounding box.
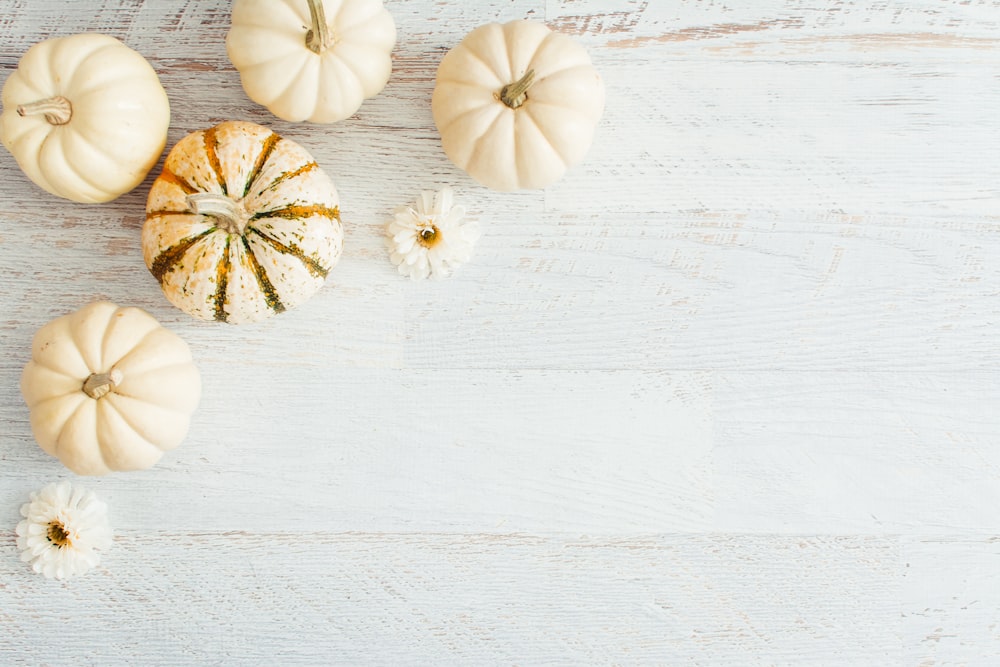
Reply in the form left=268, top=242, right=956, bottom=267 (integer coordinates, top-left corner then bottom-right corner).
left=432, top=20, right=605, bottom=191
left=226, top=0, right=396, bottom=123
left=142, top=120, right=343, bottom=324
left=21, top=302, right=201, bottom=476
left=0, top=33, right=170, bottom=203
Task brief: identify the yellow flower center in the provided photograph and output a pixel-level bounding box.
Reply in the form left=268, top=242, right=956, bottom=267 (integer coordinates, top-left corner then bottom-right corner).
left=418, top=225, right=440, bottom=248
left=47, top=520, right=72, bottom=548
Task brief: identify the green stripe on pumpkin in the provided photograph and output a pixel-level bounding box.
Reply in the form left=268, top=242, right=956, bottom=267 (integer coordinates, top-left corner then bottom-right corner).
left=247, top=227, right=329, bottom=280
left=149, top=228, right=216, bottom=282
left=241, top=236, right=286, bottom=314
left=213, top=236, right=232, bottom=322
left=257, top=161, right=319, bottom=197
left=243, top=132, right=281, bottom=199
left=146, top=210, right=191, bottom=219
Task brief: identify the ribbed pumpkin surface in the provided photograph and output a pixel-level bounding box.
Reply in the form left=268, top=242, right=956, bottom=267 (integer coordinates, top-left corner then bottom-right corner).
left=142, top=120, right=342, bottom=324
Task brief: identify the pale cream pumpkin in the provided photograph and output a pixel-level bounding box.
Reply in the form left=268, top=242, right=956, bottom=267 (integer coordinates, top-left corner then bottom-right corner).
left=432, top=20, right=605, bottom=191
left=21, top=302, right=201, bottom=476
left=142, top=120, right=343, bottom=324
left=0, top=33, right=170, bottom=203
left=226, top=0, right=396, bottom=123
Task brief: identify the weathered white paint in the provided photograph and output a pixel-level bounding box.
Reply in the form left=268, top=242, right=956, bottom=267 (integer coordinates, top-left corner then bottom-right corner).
left=1, top=0, right=998, bottom=663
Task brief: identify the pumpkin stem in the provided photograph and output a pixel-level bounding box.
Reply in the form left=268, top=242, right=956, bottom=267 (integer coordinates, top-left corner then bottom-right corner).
left=83, top=369, right=123, bottom=400
left=305, top=0, right=332, bottom=54
left=187, top=193, right=246, bottom=234
left=499, top=70, right=536, bottom=109
left=16, top=96, right=73, bottom=125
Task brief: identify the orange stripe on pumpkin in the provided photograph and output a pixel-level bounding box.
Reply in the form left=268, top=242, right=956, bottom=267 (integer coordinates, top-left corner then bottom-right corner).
left=158, top=169, right=199, bottom=195
left=243, top=132, right=281, bottom=198
left=202, top=126, right=228, bottom=196
left=250, top=204, right=340, bottom=223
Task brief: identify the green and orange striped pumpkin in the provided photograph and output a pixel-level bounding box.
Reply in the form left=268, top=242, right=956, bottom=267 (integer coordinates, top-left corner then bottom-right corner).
left=142, top=120, right=342, bottom=324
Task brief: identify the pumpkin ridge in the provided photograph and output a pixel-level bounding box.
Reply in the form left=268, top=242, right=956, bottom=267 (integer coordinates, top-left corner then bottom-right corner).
left=107, top=392, right=191, bottom=446
left=68, top=302, right=117, bottom=374
left=106, top=371, right=195, bottom=411
left=243, top=131, right=281, bottom=199
left=150, top=228, right=216, bottom=282
left=518, top=110, right=569, bottom=168
left=159, top=169, right=199, bottom=195
left=24, top=374, right=83, bottom=410
left=96, top=398, right=163, bottom=456
left=202, top=126, right=228, bottom=196
left=250, top=204, right=340, bottom=222
left=53, top=397, right=94, bottom=464
left=250, top=52, right=313, bottom=108
left=61, top=40, right=141, bottom=96
left=95, top=304, right=129, bottom=372
left=437, top=101, right=501, bottom=137
left=452, top=43, right=506, bottom=89
left=332, top=2, right=387, bottom=34
left=247, top=227, right=329, bottom=279
left=466, top=117, right=503, bottom=183
left=146, top=209, right=193, bottom=219
left=22, top=359, right=80, bottom=386
left=34, top=315, right=91, bottom=381
left=213, top=236, right=232, bottom=322
left=95, top=400, right=163, bottom=470
left=256, top=161, right=319, bottom=198
left=56, top=129, right=118, bottom=195
left=241, top=236, right=286, bottom=314
left=106, top=326, right=180, bottom=376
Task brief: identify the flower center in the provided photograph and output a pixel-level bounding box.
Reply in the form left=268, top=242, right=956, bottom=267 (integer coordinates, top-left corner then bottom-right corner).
left=418, top=225, right=440, bottom=248
left=47, top=520, right=72, bottom=548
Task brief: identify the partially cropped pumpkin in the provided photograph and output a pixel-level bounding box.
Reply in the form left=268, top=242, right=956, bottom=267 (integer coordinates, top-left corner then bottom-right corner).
left=0, top=34, right=170, bottom=203
left=21, top=302, right=201, bottom=476
left=142, top=120, right=343, bottom=324
left=226, top=0, right=396, bottom=123
left=432, top=20, right=605, bottom=191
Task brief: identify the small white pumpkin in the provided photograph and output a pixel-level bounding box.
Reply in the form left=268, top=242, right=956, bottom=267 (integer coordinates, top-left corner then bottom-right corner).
left=432, top=20, right=605, bottom=191
left=21, top=302, right=201, bottom=476
left=142, top=120, right=343, bottom=324
left=226, top=0, right=396, bottom=123
left=0, top=34, right=170, bottom=203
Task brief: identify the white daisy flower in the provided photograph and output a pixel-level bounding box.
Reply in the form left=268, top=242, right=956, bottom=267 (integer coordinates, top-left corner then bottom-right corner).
left=386, top=187, right=480, bottom=280
left=15, top=481, right=113, bottom=580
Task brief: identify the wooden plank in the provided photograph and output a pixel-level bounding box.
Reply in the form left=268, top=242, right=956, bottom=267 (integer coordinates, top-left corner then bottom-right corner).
left=714, top=372, right=1000, bottom=534
left=0, top=532, right=902, bottom=665
left=544, top=0, right=1000, bottom=216
left=5, top=204, right=996, bottom=373
left=402, top=211, right=1000, bottom=371
left=0, top=370, right=712, bottom=534
left=903, top=537, right=1000, bottom=665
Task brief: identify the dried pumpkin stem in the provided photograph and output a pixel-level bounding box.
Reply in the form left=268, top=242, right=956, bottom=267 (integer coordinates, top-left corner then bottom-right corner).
left=305, top=0, right=332, bottom=54
left=499, top=70, right=536, bottom=109
left=187, top=193, right=245, bottom=234
left=83, top=369, right=123, bottom=400
left=16, top=96, right=73, bottom=125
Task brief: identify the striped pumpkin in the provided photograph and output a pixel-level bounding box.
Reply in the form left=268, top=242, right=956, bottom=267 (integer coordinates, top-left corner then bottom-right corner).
left=142, top=121, right=342, bottom=324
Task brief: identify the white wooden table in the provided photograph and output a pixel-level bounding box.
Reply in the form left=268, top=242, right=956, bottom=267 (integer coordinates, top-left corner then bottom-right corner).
left=2, top=1, right=999, bottom=663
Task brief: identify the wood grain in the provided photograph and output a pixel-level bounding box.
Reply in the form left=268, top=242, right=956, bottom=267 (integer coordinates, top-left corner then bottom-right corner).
left=1, top=0, right=998, bottom=663
left=0, top=532, right=903, bottom=665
